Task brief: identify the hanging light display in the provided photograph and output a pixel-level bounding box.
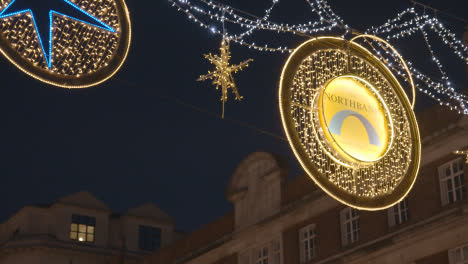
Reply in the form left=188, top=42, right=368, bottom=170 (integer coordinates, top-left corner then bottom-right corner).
left=279, top=36, right=421, bottom=209
left=0, top=0, right=132, bottom=88
left=168, top=0, right=468, bottom=115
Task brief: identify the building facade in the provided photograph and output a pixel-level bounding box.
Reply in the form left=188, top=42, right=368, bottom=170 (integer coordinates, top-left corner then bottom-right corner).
left=0, top=191, right=181, bottom=264
left=143, top=106, right=468, bottom=264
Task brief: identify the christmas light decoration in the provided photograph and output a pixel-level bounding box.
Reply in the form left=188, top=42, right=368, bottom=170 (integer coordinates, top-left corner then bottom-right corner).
left=168, top=0, right=468, bottom=115
left=0, top=0, right=131, bottom=88
left=197, top=38, right=253, bottom=118
left=279, top=37, right=421, bottom=210
left=454, top=150, right=468, bottom=164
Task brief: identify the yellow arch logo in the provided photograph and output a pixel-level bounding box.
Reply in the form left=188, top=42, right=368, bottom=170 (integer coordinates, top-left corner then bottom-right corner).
left=317, top=76, right=392, bottom=163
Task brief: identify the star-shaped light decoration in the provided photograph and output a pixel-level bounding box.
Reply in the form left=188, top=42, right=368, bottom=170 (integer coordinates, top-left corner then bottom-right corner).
left=0, top=0, right=116, bottom=69
left=197, top=38, right=253, bottom=118
left=0, top=0, right=130, bottom=88
left=454, top=149, right=468, bottom=164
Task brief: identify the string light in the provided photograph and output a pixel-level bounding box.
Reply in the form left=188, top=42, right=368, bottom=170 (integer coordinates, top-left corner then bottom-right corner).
left=454, top=149, right=468, bottom=164
left=0, top=0, right=131, bottom=88
left=169, top=0, right=468, bottom=114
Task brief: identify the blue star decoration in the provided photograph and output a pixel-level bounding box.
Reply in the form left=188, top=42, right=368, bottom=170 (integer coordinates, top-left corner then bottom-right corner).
left=0, top=0, right=116, bottom=69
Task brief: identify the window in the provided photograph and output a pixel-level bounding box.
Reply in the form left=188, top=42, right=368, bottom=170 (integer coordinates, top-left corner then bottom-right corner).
left=340, top=207, right=360, bottom=246
left=255, top=246, right=269, bottom=264
left=388, top=198, right=410, bottom=227
left=449, top=243, right=468, bottom=264
left=241, top=240, right=281, bottom=264
left=299, top=224, right=316, bottom=263
left=272, top=240, right=281, bottom=264
left=439, top=158, right=466, bottom=206
left=70, top=214, right=95, bottom=243
left=139, top=225, right=161, bottom=251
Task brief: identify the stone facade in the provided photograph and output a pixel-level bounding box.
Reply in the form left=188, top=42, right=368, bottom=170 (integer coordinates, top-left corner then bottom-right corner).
left=143, top=106, right=468, bottom=264
left=0, top=191, right=181, bottom=264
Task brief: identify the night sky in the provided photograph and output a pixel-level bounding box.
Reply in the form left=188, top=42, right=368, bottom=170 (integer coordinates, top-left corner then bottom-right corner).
left=0, top=0, right=467, bottom=233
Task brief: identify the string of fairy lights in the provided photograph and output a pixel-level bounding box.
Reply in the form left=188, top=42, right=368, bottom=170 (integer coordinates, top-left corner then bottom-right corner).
left=169, top=0, right=468, bottom=114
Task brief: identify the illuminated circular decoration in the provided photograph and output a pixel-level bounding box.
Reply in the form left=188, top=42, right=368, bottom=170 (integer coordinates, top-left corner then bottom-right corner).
left=279, top=37, right=421, bottom=210
left=0, top=0, right=131, bottom=88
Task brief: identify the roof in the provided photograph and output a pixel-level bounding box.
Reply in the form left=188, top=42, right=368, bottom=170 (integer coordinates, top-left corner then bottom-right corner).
left=124, top=203, right=173, bottom=224
left=144, top=212, right=234, bottom=264
left=57, top=190, right=111, bottom=211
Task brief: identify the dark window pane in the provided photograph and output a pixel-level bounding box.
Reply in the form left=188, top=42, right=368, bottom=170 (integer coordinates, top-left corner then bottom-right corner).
left=449, top=191, right=454, bottom=203
left=139, top=225, right=162, bottom=251
left=72, top=214, right=80, bottom=223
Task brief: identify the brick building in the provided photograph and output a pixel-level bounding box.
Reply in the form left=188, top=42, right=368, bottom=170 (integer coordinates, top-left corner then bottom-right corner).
left=0, top=191, right=182, bottom=264
left=143, top=106, right=468, bottom=264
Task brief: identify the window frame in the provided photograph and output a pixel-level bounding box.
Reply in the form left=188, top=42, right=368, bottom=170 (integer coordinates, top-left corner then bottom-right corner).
left=70, top=214, right=96, bottom=244
left=240, top=238, right=282, bottom=264
left=439, top=158, right=466, bottom=206
left=448, top=243, right=468, bottom=264
left=138, top=225, right=162, bottom=251
left=299, top=224, right=316, bottom=263
left=387, top=197, right=410, bottom=227
left=255, top=244, right=269, bottom=264
left=340, top=207, right=360, bottom=246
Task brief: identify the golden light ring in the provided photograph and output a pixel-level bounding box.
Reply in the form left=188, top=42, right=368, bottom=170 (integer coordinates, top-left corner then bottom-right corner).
left=279, top=36, right=421, bottom=210
left=350, top=34, right=415, bottom=109
left=0, top=0, right=132, bottom=88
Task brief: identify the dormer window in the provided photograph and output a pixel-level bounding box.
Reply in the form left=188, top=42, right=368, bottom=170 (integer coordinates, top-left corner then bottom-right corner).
left=70, top=214, right=95, bottom=243
left=139, top=225, right=161, bottom=251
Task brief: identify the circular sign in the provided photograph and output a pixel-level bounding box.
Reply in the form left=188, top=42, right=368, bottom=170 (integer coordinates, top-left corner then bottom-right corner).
left=316, top=75, right=392, bottom=164
left=279, top=37, right=421, bottom=210
left=0, top=0, right=131, bottom=88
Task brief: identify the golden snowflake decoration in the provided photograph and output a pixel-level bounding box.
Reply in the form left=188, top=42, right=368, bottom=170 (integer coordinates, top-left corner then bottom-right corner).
left=454, top=149, right=468, bottom=163
left=197, top=38, right=252, bottom=118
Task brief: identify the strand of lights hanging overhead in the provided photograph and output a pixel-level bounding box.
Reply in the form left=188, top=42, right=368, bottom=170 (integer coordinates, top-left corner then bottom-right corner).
left=363, top=39, right=468, bottom=114
left=168, top=0, right=468, bottom=114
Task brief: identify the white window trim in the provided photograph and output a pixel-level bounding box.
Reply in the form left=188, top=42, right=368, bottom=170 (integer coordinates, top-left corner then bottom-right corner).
left=387, top=198, right=409, bottom=227
left=240, top=238, right=282, bottom=264
left=340, top=207, right=360, bottom=246
left=448, top=242, right=468, bottom=264
left=439, top=158, right=466, bottom=206
left=299, top=224, right=316, bottom=263
left=255, top=244, right=269, bottom=264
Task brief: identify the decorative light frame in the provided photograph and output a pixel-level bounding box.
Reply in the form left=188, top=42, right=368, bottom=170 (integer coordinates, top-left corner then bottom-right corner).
left=0, top=0, right=132, bottom=88
left=279, top=36, right=421, bottom=210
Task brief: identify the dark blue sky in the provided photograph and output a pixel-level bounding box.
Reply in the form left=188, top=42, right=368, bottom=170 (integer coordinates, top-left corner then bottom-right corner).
left=0, top=0, right=467, bottom=233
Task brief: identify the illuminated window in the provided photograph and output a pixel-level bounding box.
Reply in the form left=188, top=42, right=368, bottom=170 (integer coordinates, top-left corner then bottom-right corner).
left=388, top=198, right=410, bottom=227
left=138, top=225, right=161, bottom=251
left=439, top=158, right=466, bottom=206
left=448, top=243, right=468, bottom=264
left=340, top=207, right=360, bottom=246
left=70, top=214, right=95, bottom=243
left=299, top=224, right=316, bottom=263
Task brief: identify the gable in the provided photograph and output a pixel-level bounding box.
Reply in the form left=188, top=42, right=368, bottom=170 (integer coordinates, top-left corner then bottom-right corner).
left=56, top=191, right=110, bottom=211
left=125, top=203, right=173, bottom=223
